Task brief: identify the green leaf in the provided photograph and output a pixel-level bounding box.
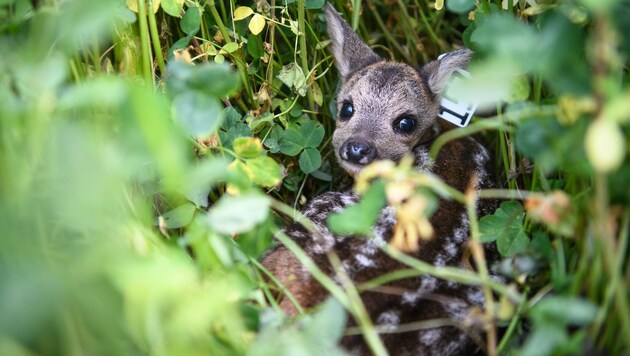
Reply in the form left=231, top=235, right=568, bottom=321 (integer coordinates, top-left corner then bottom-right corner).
left=303, top=298, right=347, bottom=345
left=219, top=123, right=251, bottom=150
left=249, top=112, right=275, bottom=134
left=161, top=0, right=184, bottom=17
left=479, top=201, right=529, bottom=257
left=172, top=91, right=223, bottom=137
left=515, top=115, right=591, bottom=175
left=126, top=87, right=190, bottom=194
left=166, top=61, right=241, bottom=99
left=247, top=34, right=263, bottom=59
left=159, top=203, right=196, bottom=228
left=223, top=106, right=243, bottom=128
left=248, top=13, right=266, bottom=35
left=246, top=156, right=282, bottom=187
left=328, top=180, right=387, bottom=236
left=289, top=103, right=303, bottom=118
left=446, top=0, right=475, bottom=14
left=221, top=42, right=239, bottom=54
left=227, top=160, right=255, bottom=191
left=207, top=194, right=270, bottom=234
left=262, top=126, right=283, bottom=153
left=311, top=80, right=323, bottom=106
left=519, top=324, right=568, bottom=356
left=299, top=147, right=321, bottom=174
left=233, top=137, right=263, bottom=159
left=183, top=158, right=229, bottom=207
left=471, top=13, right=538, bottom=66
left=304, top=0, right=325, bottom=9
left=529, top=231, right=554, bottom=262
left=180, top=6, right=201, bottom=35
left=277, top=63, right=308, bottom=97
left=167, top=35, right=192, bottom=61
left=497, top=230, right=529, bottom=258
left=279, top=128, right=303, bottom=156
left=300, top=120, right=325, bottom=148
left=530, top=296, right=598, bottom=326
left=233, top=6, right=254, bottom=20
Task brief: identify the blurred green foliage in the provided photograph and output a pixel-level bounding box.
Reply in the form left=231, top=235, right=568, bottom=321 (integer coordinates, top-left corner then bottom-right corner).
left=0, top=0, right=629, bottom=355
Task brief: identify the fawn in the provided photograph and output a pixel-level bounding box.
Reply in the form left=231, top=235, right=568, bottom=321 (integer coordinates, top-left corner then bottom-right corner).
left=261, top=4, right=501, bottom=355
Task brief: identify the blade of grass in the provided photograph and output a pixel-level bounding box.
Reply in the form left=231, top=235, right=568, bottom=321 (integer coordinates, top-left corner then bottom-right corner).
left=147, top=0, right=166, bottom=75
left=466, top=183, right=497, bottom=356
left=136, top=0, right=153, bottom=85
left=297, top=0, right=315, bottom=113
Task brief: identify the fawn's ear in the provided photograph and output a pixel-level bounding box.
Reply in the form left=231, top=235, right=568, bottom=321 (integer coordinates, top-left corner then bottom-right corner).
left=324, top=3, right=383, bottom=81
left=420, top=48, right=473, bottom=95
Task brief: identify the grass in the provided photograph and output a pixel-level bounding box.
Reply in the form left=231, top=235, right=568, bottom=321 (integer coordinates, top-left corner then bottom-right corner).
left=0, top=0, right=629, bottom=355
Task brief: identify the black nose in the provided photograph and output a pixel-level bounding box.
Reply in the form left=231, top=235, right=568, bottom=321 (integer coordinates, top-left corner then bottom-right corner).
left=342, top=139, right=377, bottom=164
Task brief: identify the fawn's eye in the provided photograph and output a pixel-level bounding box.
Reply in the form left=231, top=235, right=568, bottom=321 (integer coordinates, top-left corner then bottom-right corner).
left=340, top=102, right=354, bottom=120
left=394, top=116, right=417, bottom=134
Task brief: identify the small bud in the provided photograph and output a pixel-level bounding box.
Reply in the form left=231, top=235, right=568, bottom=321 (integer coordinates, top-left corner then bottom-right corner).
left=585, top=118, right=626, bottom=173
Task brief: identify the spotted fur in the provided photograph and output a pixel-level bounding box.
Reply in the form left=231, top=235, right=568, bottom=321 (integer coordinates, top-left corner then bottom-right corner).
left=260, top=4, right=501, bottom=355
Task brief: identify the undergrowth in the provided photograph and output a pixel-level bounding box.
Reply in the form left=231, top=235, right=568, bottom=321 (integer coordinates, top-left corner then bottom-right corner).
left=0, top=0, right=629, bottom=355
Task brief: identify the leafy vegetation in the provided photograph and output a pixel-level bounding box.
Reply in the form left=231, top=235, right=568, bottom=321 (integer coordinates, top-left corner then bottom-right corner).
left=1, top=0, right=629, bottom=355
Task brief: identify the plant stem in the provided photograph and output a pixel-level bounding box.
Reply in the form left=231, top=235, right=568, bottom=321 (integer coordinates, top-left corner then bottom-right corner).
left=414, top=0, right=444, bottom=52
left=297, top=0, right=315, bottom=112
left=429, top=105, right=557, bottom=159
left=382, top=246, right=524, bottom=303
left=594, top=174, right=630, bottom=347
left=366, top=2, right=410, bottom=62
left=351, top=0, right=361, bottom=30
left=266, top=0, right=277, bottom=85
left=137, top=0, right=153, bottom=85
left=466, top=188, right=497, bottom=356
left=250, top=258, right=306, bottom=315
left=497, top=290, right=528, bottom=353
left=147, top=0, right=166, bottom=75
left=206, top=0, right=256, bottom=107
left=328, top=253, right=388, bottom=356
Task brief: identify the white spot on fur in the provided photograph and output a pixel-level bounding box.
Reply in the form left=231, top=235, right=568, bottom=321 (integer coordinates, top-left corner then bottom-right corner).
left=472, top=140, right=490, bottom=187
left=340, top=193, right=358, bottom=206
left=355, top=253, right=376, bottom=268
left=358, top=241, right=377, bottom=256
left=442, top=333, right=469, bottom=355
left=377, top=310, right=400, bottom=330
left=453, top=212, right=470, bottom=243
left=473, top=152, right=488, bottom=183
left=333, top=259, right=354, bottom=285
left=415, top=147, right=435, bottom=172
left=441, top=299, right=469, bottom=321
left=434, top=253, right=446, bottom=267
left=360, top=206, right=395, bottom=256
left=308, top=229, right=335, bottom=254
left=421, top=275, right=437, bottom=291
left=402, top=291, right=421, bottom=305
left=467, top=288, right=485, bottom=307
left=419, top=328, right=442, bottom=346
left=445, top=280, right=458, bottom=288
left=403, top=276, right=437, bottom=305
left=444, top=241, right=457, bottom=258
left=453, top=226, right=468, bottom=243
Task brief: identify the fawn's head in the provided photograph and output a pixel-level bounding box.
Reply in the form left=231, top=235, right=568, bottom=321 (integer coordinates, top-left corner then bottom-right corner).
left=324, top=4, right=472, bottom=176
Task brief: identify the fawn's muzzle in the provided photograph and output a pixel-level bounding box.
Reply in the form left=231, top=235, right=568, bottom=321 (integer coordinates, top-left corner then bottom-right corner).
left=341, top=138, right=377, bottom=165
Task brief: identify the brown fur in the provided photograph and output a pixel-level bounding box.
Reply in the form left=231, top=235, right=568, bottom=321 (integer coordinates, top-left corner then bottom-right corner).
left=261, top=4, right=500, bottom=355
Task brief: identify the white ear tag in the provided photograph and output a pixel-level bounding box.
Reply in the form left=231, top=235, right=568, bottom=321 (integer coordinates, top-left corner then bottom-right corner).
left=438, top=68, right=479, bottom=128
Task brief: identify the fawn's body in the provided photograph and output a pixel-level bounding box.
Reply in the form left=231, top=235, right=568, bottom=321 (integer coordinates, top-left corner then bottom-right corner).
left=262, top=4, right=500, bottom=354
